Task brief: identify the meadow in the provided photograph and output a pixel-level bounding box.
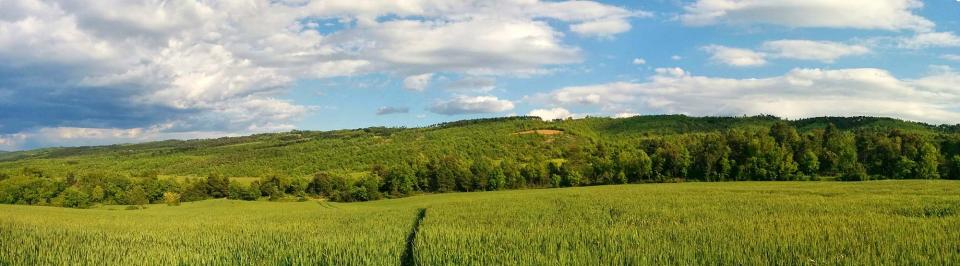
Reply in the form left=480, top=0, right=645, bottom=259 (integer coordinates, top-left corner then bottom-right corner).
left=2, top=180, right=958, bottom=265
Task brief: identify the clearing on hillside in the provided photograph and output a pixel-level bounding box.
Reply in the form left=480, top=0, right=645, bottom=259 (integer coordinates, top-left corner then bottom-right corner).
left=512, top=129, right=564, bottom=135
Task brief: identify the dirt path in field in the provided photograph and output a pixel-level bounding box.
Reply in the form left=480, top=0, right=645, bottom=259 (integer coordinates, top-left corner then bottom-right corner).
left=401, top=208, right=427, bottom=266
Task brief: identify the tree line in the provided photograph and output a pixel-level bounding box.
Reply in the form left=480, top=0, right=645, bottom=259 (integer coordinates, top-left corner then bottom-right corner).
left=1, top=122, right=959, bottom=208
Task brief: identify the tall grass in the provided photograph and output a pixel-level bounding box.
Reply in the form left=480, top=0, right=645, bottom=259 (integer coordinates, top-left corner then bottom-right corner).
left=1, top=181, right=958, bottom=265
left=412, top=181, right=960, bottom=264
left=0, top=200, right=416, bottom=265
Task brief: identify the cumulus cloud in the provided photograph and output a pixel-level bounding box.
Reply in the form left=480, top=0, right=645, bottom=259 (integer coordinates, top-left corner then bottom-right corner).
left=540, top=67, right=960, bottom=124
left=760, top=40, right=870, bottom=63
left=704, top=40, right=870, bottom=66
left=943, top=55, right=960, bottom=62
left=612, top=112, right=640, bottom=118
left=632, top=58, right=646, bottom=65
left=681, top=0, right=934, bottom=32
left=570, top=19, right=632, bottom=38
left=528, top=107, right=573, bottom=120
left=0, top=0, right=643, bottom=149
left=403, top=73, right=434, bottom=91
left=376, top=106, right=410, bottom=115
left=702, top=45, right=767, bottom=67
left=429, top=96, right=515, bottom=115
left=898, top=32, right=960, bottom=49
left=445, top=76, right=497, bottom=93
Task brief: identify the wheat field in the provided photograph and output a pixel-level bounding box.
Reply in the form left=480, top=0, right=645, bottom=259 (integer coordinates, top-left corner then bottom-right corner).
left=1, top=181, right=958, bottom=265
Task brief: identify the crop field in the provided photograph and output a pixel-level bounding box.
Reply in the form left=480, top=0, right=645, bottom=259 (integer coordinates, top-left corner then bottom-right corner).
left=1, top=180, right=959, bottom=265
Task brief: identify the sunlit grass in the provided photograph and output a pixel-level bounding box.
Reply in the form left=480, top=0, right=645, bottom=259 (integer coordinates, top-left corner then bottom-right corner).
left=2, top=180, right=958, bottom=265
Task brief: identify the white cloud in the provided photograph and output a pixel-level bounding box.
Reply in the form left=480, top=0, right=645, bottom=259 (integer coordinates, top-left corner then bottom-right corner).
left=528, top=107, right=573, bottom=120
left=761, top=40, right=870, bottom=63
left=632, top=58, right=646, bottom=65
left=0, top=0, right=644, bottom=149
left=704, top=40, right=870, bottom=66
left=0, top=133, right=27, bottom=150
left=429, top=96, right=515, bottom=115
left=376, top=106, right=410, bottom=115
left=681, top=0, right=934, bottom=32
left=571, top=19, right=632, bottom=38
left=671, top=55, right=683, bottom=61
left=403, top=73, right=434, bottom=91
left=702, top=45, right=767, bottom=67
left=540, top=67, right=960, bottom=124
left=898, top=32, right=960, bottom=49
left=943, top=54, right=960, bottom=62
left=655, top=67, right=687, bottom=77
left=612, top=112, right=640, bottom=118
left=445, top=76, right=496, bottom=93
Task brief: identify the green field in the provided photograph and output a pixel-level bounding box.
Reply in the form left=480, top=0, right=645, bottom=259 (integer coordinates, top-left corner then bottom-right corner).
left=2, top=180, right=958, bottom=265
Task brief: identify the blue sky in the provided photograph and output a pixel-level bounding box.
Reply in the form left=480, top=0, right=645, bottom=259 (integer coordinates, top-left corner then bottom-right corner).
left=1, top=0, right=959, bottom=150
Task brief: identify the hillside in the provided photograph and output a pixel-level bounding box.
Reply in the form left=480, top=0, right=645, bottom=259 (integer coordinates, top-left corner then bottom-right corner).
left=2, top=115, right=957, bottom=178
left=2, top=115, right=960, bottom=208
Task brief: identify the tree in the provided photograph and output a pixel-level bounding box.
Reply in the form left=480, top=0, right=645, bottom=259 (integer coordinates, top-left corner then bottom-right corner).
left=428, top=156, right=466, bottom=192
left=500, top=159, right=523, bottom=189
left=839, top=163, right=869, bottom=181
left=204, top=173, right=230, bottom=198
left=917, top=143, right=940, bottom=179
left=769, top=122, right=800, bottom=148
left=950, top=155, right=960, bottom=180
left=382, top=165, right=417, bottom=197
left=487, top=166, right=507, bottom=191
left=228, top=182, right=248, bottom=200
left=652, top=140, right=691, bottom=180
left=180, top=181, right=208, bottom=202
left=91, top=186, right=105, bottom=203
left=521, top=162, right=547, bottom=187
left=799, top=150, right=820, bottom=176
left=125, top=186, right=149, bottom=207
left=894, top=157, right=917, bottom=179
left=54, top=187, right=90, bottom=208
left=308, top=172, right=335, bottom=197
left=469, top=159, right=495, bottom=191
left=561, top=170, right=583, bottom=187
left=259, top=176, right=288, bottom=201
left=360, top=174, right=383, bottom=200
left=65, top=172, right=78, bottom=186
left=827, top=130, right=860, bottom=178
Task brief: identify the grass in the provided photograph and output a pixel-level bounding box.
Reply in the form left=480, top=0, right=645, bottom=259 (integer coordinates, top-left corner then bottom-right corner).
left=2, top=180, right=959, bottom=265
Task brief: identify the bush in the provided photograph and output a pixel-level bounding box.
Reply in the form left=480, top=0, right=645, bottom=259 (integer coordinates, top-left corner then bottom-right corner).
left=53, top=187, right=90, bottom=208
left=228, top=182, right=259, bottom=201
left=163, top=192, right=181, bottom=206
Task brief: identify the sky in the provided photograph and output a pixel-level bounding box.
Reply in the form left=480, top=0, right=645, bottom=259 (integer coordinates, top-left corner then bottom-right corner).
left=1, top=0, right=959, bottom=150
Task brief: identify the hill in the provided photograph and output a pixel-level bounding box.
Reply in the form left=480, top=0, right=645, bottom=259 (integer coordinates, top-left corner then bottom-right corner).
left=1, top=181, right=957, bottom=264
left=1, top=115, right=956, bottom=178
left=1, top=115, right=959, bottom=207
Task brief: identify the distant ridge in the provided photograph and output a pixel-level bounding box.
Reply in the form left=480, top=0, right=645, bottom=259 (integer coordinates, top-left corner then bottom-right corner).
left=1, top=115, right=958, bottom=178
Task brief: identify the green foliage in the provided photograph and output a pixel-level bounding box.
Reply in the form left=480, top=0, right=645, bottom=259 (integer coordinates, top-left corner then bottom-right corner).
left=51, top=187, right=90, bottom=208
left=951, top=155, right=960, bottom=180
left=163, top=192, right=180, bottom=206
left=1, top=115, right=960, bottom=206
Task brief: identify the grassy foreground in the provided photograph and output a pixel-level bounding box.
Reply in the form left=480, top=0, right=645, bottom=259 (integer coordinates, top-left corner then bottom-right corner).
left=1, top=181, right=958, bottom=265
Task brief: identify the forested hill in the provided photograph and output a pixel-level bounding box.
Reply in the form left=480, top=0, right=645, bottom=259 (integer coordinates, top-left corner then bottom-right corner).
left=2, top=115, right=959, bottom=179
left=2, top=115, right=960, bottom=207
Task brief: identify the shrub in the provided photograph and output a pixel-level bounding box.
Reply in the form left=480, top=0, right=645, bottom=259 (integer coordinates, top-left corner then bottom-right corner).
left=163, top=192, right=181, bottom=206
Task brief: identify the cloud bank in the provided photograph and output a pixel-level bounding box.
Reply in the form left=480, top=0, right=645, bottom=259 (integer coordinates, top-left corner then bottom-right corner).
left=540, top=67, right=960, bottom=124
left=0, top=0, right=639, bottom=150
